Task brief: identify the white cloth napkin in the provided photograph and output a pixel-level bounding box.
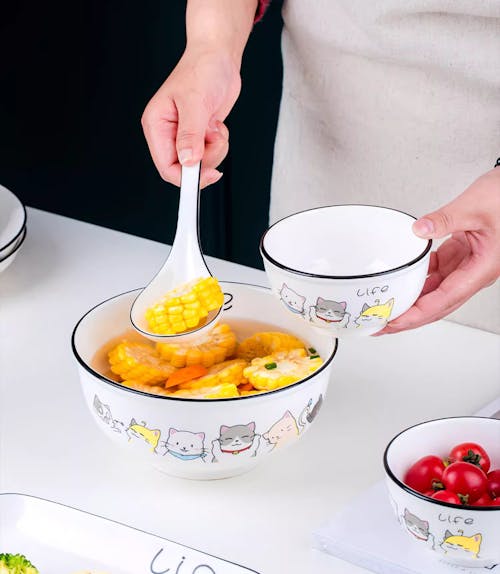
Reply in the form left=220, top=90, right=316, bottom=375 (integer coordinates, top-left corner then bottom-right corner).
left=312, top=398, right=500, bottom=574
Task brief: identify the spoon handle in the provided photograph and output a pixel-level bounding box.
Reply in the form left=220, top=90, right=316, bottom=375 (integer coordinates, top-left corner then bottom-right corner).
left=168, top=162, right=209, bottom=277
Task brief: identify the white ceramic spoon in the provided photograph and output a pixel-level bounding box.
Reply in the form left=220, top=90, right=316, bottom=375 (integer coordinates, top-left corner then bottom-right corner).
left=130, top=162, right=222, bottom=343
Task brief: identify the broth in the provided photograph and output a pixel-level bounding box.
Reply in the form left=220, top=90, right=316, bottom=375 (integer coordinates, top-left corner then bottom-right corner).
left=91, top=319, right=309, bottom=381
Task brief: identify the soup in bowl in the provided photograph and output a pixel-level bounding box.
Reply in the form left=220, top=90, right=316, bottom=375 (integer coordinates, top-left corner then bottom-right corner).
left=72, top=282, right=339, bottom=480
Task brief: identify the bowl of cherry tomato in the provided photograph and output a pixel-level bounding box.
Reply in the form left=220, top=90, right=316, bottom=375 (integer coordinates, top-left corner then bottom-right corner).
left=384, top=416, right=500, bottom=568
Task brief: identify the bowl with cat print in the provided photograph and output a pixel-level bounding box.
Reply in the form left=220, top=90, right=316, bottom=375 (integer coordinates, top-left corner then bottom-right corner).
left=260, top=205, right=432, bottom=337
left=72, top=281, right=338, bottom=480
left=384, top=416, right=500, bottom=568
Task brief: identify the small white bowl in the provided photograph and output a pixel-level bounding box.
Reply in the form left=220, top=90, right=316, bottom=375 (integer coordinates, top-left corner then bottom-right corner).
left=260, top=205, right=432, bottom=337
left=72, top=282, right=339, bottom=480
left=0, top=184, right=26, bottom=260
left=384, top=417, right=500, bottom=568
left=0, top=225, right=26, bottom=273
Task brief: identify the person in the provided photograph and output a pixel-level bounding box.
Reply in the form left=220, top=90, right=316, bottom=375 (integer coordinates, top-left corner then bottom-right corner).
left=140, top=0, right=500, bottom=335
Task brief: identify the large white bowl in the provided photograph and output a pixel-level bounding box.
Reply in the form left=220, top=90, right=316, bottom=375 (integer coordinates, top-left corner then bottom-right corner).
left=0, top=184, right=26, bottom=259
left=72, top=282, right=339, bottom=480
left=260, top=205, right=432, bottom=337
left=384, top=417, right=500, bottom=568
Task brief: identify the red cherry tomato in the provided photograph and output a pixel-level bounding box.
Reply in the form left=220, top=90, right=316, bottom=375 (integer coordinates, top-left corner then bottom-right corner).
left=443, top=461, right=488, bottom=503
left=449, top=442, right=491, bottom=473
left=423, top=490, right=435, bottom=498
left=471, top=493, right=494, bottom=507
left=487, top=469, right=500, bottom=499
left=490, top=497, right=500, bottom=507
left=404, top=455, right=445, bottom=494
left=431, top=490, right=461, bottom=504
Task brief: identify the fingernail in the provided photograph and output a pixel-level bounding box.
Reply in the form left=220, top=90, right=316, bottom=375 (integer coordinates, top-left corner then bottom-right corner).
left=413, top=218, right=434, bottom=238
left=178, top=149, right=193, bottom=165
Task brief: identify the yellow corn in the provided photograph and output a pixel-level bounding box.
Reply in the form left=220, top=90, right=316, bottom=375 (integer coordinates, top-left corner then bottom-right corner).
left=108, top=341, right=176, bottom=385
left=145, top=277, right=224, bottom=335
left=156, top=323, right=237, bottom=368
left=243, top=348, right=323, bottom=391
left=172, top=382, right=240, bottom=399
left=236, top=331, right=306, bottom=361
left=177, top=359, right=248, bottom=390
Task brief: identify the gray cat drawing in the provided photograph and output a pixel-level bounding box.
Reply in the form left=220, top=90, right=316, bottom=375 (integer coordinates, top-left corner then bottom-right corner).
left=93, top=395, right=124, bottom=433
left=211, top=422, right=261, bottom=462
left=403, top=509, right=435, bottom=549
left=309, top=297, right=350, bottom=327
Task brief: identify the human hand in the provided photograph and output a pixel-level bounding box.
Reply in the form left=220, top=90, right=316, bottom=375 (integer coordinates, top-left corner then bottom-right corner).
left=379, top=168, right=500, bottom=335
left=141, top=48, right=241, bottom=188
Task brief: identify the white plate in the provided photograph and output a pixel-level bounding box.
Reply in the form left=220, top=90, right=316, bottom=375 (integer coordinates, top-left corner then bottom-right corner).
left=0, top=226, right=26, bottom=273
left=0, top=184, right=26, bottom=256
left=0, top=493, right=259, bottom=574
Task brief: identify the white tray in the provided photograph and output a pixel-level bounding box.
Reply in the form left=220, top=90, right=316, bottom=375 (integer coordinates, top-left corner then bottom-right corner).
left=0, top=493, right=259, bottom=574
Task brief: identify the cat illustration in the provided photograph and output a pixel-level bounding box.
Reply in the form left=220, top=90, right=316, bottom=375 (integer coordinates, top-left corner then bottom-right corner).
left=161, top=428, right=207, bottom=462
left=263, top=410, right=301, bottom=451
left=309, top=298, right=350, bottom=327
left=211, top=422, right=261, bottom=462
left=125, top=418, right=161, bottom=453
left=440, top=530, right=482, bottom=559
left=403, top=509, right=435, bottom=549
left=354, top=298, right=394, bottom=328
left=93, top=395, right=124, bottom=433
left=279, top=283, right=306, bottom=316
left=305, top=394, right=323, bottom=423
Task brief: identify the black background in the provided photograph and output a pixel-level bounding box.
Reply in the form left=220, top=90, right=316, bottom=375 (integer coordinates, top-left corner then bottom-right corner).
left=0, top=1, right=283, bottom=269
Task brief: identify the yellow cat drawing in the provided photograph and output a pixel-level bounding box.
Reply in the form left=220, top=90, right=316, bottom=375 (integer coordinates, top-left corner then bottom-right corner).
left=126, top=419, right=161, bottom=453
left=361, top=298, right=394, bottom=320
left=441, top=530, right=482, bottom=559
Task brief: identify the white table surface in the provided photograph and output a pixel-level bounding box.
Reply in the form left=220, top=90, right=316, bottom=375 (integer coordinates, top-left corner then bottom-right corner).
left=1, top=208, right=499, bottom=574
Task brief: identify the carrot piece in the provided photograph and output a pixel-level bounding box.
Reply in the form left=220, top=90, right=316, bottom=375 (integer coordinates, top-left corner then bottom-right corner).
left=164, top=364, right=208, bottom=388
left=239, top=382, right=254, bottom=392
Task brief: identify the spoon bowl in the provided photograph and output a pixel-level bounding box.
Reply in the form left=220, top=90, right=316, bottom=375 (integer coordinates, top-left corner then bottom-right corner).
left=130, top=163, right=222, bottom=343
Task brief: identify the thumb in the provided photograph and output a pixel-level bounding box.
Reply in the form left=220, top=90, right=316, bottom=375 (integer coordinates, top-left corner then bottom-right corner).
left=175, top=95, right=211, bottom=166
left=412, top=194, right=481, bottom=239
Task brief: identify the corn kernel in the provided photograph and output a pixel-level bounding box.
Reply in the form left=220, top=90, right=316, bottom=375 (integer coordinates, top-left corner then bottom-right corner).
left=145, top=277, right=224, bottom=335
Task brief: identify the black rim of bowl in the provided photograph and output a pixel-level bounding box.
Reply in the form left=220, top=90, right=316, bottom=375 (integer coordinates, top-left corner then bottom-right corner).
left=71, top=281, right=339, bottom=403
left=0, top=225, right=27, bottom=263
left=383, top=416, right=499, bottom=512
left=0, top=199, right=27, bottom=254
left=260, top=204, right=433, bottom=280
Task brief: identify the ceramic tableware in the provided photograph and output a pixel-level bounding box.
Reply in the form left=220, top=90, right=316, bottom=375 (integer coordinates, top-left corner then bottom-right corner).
left=130, top=163, right=222, bottom=343
left=384, top=416, right=500, bottom=568
left=260, top=205, right=432, bottom=337
left=0, top=183, right=26, bottom=260
left=72, top=281, right=338, bottom=480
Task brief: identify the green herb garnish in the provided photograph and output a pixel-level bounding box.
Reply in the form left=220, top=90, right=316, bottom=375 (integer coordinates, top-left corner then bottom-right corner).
left=265, top=362, right=277, bottom=370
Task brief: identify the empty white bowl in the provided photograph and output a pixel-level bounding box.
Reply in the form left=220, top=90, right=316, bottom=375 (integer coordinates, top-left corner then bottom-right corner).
left=384, top=417, right=500, bottom=568
left=260, top=205, right=432, bottom=337
left=72, top=282, right=339, bottom=480
left=0, top=184, right=26, bottom=260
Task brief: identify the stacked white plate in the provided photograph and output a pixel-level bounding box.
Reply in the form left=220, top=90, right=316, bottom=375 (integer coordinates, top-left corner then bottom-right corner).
left=0, top=184, right=27, bottom=273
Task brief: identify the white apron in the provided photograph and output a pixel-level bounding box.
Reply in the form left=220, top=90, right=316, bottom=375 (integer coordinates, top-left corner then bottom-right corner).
left=270, top=0, right=500, bottom=333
